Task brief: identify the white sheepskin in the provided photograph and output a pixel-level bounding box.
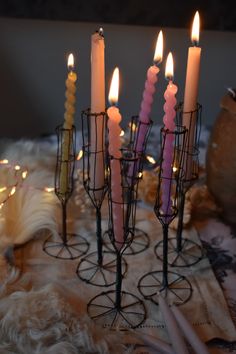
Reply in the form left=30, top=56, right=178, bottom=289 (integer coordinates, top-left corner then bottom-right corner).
left=0, top=270, right=125, bottom=354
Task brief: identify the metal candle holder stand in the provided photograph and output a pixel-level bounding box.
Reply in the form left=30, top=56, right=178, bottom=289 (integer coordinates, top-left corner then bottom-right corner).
left=154, top=103, right=204, bottom=267
left=87, top=150, right=146, bottom=328
left=138, top=126, right=193, bottom=306
left=103, top=117, right=152, bottom=256
left=43, top=125, right=89, bottom=259
left=76, top=109, right=127, bottom=287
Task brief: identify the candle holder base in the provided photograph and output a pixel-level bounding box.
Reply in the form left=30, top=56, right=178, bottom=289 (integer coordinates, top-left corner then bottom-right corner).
left=76, top=251, right=128, bottom=287
left=154, top=237, right=204, bottom=267
left=87, top=290, right=146, bottom=329
left=138, top=270, right=192, bottom=306
left=103, top=228, right=150, bottom=255
left=43, top=232, right=89, bottom=260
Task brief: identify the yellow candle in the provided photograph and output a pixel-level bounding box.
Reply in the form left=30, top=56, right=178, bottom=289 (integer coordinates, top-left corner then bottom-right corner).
left=60, top=53, right=77, bottom=195
left=90, top=29, right=106, bottom=194
left=183, top=11, right=201, bottom=180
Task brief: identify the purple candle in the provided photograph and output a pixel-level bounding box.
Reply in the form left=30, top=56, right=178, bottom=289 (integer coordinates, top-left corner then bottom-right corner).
left=161, top=52, right=178, bottom=221
left=134, top=30, right=163, bottom=153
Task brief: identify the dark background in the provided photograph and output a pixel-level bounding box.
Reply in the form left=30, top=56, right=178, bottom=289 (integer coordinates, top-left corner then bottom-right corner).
left=0, top=0, right=236, bottom=32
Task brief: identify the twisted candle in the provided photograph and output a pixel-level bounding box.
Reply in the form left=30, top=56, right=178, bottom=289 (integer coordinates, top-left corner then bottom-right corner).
left=161, top=53, right=177, bottom=221
left=107, top=68, right=124, bottom=249
left=60, top=53, right=77, bottom=195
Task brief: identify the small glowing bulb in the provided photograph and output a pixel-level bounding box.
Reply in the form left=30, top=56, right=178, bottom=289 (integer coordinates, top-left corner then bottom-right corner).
left=138, top=172, right=143, bottom=178
left=77, top=150, right=83, bottom=160
left=44, top=187, right=54, bottom=193
left=0, top=187, right=7, bottom=193
left=0, top=159, right=8, bottom=164
left=119, top=130, right=125, bottom=137
left=22, top=171, right=28, bottom=179
left=173, top=166, right=178, bottom=173
left=14, top=165, right=21, bottom=171
left=146, top=155, right=156, bottom=164
left=9, top=186, right=16, bottom=196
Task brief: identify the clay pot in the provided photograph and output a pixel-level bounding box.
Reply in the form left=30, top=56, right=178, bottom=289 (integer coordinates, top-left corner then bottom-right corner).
left=206, top=93, right=236, bottom=225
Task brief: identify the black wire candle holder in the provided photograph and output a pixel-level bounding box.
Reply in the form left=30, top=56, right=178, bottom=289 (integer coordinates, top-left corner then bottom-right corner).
left=154, top=103, right=204, bottom=267
left=87, top=149, right=146, bottom=328
left=43, top=124, right=89, bottom=260
left=76, top=109, right=127, bottom=287
left=138, top=126, right=193, bottom=306
left=103, top=116, right=152, bottom=256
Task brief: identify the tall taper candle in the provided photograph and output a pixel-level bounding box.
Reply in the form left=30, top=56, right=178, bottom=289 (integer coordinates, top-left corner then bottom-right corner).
left=107, top=68, right=124, bottom=249
left=60, top=53, right=77, bottom=194
left=90, top=28, right=105, bottom=193
left=183, top=11, right=201, bottom=180
left=161, top=53, right=177, bottom=222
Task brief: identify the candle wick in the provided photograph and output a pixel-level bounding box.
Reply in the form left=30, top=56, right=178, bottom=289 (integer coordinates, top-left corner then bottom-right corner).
left=96, top=28, right=104, bottom=37
left=192, top=39, right=199, bottom=47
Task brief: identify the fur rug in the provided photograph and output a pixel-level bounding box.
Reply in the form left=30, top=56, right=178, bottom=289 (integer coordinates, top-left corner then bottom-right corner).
left=0, top=269, right=125, bottom=354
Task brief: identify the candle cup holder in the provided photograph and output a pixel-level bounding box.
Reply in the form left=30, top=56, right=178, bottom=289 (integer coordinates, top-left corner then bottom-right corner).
left=103, top=116, right=152, bottom=256
left=76, top=109, right=127, bottom=287
left=87, top=150, right=146, bottom=328
left=43, top=125, right=89, bottom=260
left=138, top=126, right=193, bottom=306
left=155, top=103, right=204, bottom=268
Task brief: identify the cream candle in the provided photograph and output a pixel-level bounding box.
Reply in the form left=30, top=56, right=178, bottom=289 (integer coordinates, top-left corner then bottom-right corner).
left=90, top=28, right=105, bottom=193
left=161, top=53, right=177, bottom=221
left=171, top=305, right=210, bottom=354
left=135, top=30, right=163, bottom=153
left=158, top=295, right=189, bottom=354
left=183, top=11, right=201, bottom=180
left=60, top=53, right=77, bottom=194
left=107, top=68, right=124, bottom=249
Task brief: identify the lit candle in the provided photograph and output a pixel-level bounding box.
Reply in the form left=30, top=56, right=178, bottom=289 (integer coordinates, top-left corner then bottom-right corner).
left=60, top=53, right=77, bottom=194
left=161, top=53, right=177, bottom=220
left=183, top=11, right=201, bottom=180
left=158, top=295, right=189, bottom=354
left=90, top=28, right=106, bottom=194
left=171, top=305, right=210, bottom=354
left=107, top=68, right=124, bottom=249
left=135, top=30, right=163, bottom=153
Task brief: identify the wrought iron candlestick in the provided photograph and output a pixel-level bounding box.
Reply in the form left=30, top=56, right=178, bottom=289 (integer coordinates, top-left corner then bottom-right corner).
left=43, top=125, right=89, bottom=259
left=103, top=116, right=153, bottom=255
left=76, top=110, right=126, bottom=287
left=154, top=103, right=204, bottom=267
left=87, top=150, right=146, bottom=328
left=138, top=127, right=192, bottom=306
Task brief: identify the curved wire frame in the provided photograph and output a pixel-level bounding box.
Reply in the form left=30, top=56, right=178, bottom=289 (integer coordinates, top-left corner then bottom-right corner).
left=87, top=149, right=146, bottom=328
left=43, top=124, right=89, bottom=260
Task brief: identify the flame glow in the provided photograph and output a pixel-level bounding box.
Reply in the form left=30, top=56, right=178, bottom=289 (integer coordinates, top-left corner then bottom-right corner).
left=165, top=52, right=174, bottom=81
left=173, top=166, right=178, bottom=173
left=129, top=122, right=137, bottom=132
left=154, top=30, right=163, bottom=64
left=14, top=165, right=21, bottom=171
left=22, top=170, right=28, bottom=179
left=119, top=130, right=125, bottom=137
left=191, top=11, right=200, bottom=45
left=9, top=186, right=16, bottom=196
left=108, top=67, right=119, bottom=105
left=0, top=187, right=7, bottom=193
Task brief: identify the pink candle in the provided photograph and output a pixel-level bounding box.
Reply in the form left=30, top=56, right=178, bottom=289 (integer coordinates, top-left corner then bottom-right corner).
left=107, top=68, right=124, bottom=249
left=183, top=12, right=201, bottom=181
left=135, top=30, right=163, bottom=153
left=171, top=305, right=210, bottom=354
left=161, top=53, right=177, bottom=221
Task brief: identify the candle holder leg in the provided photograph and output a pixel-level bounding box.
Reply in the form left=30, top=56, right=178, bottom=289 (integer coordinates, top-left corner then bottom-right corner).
left=87, top=249, right=146, bottom=328
left=43, top=124, right=89, bottom=260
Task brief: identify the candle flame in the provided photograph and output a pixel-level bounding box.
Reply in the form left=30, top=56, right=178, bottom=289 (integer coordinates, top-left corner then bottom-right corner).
left=138, top=172, right=143, bottom=178
left=165, top=52, right=174, bottom=81
left=44, top=187, right=54, bottom=193
left=0, top=159, right=8, bottom=164
left=0, top=187, right=7, bottom=193
left=67, top=53, right=74, bottom=71
left=119, top=130, right=125, bottom=137
left=77, top=150, right=83, bottom=160
left=191, top=11, right=200, bottom=45
left=14, top=165, right=21, bottom=171
left=146, top=155, right=156, bottom=164
left=108, top=67, right=119, bottom=105
left=154, top=30, right=163, bottom=64
left=128, top=121, right=137, bottom=132
left=173, top=166, right=178, bottom=172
